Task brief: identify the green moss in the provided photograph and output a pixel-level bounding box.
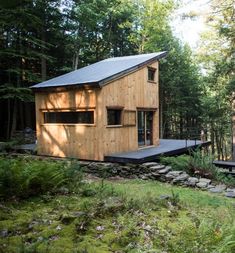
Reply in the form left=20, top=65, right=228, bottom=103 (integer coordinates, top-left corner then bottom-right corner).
left=0, top=177, right=235, bottom=253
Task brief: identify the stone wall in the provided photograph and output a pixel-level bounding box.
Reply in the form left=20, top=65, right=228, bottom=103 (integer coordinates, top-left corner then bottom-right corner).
left=79, top=161, right=235, bottom=198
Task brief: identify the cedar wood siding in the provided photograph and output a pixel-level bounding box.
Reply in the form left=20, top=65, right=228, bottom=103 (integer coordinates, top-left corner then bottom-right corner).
left=98, top=61, right=159, bottom=158
left=35, top=61, right=159, bottom=161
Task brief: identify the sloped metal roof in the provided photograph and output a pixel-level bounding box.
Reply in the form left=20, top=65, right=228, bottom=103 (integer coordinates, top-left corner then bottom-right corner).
left=31, top=52, right=167, bottom=89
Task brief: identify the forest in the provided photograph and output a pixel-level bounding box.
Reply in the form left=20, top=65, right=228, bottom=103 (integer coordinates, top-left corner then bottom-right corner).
left=0, top=0, right=234, bottom=159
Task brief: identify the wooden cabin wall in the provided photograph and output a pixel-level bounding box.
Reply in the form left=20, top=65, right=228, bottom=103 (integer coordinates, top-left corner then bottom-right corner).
left=35, top=61, right=160, bottom=161
left=98, top=61, right=159, bottom=157
left=35, top=88, right=103, bottom=160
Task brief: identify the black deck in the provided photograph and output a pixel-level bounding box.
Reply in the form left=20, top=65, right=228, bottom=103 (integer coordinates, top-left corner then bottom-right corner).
left=213, top=160, right=235, bottom=172
left=104, top=139, right=211, bottom=163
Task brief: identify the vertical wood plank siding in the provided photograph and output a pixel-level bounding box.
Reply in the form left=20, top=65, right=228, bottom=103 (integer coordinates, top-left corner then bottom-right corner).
left=35, top=61, right=159, bottom=160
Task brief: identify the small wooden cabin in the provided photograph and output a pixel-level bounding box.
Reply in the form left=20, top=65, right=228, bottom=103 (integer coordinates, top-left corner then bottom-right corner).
left=31, top=52, right=167, bottom=161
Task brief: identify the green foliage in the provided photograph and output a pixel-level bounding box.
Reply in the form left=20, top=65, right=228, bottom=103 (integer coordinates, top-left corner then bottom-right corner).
left=0, top=157, right=81, bottom=199
left=160, top=155, right=191, bottom=172
left=160, top=151, right=235, bottom=186
left=0, top=0, right=205, bottom=144
left=196, top=0, right=234, bottom=159
left=189, top=150, right=216, bottom=178
left=189, top=151, right=235, bottom=185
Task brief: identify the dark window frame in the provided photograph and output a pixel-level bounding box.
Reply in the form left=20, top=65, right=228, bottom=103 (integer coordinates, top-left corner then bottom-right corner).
left=43, top=110, right=95, bottom=125
left=147, top=67, right=156, bottom=82
left=106, top=107, right=123, bottom=126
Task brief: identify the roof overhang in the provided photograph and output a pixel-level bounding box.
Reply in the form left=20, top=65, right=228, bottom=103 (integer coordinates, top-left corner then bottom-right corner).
left=31, top=51, right=168, bottom=91
left=31, top=83, right=100, bottom=93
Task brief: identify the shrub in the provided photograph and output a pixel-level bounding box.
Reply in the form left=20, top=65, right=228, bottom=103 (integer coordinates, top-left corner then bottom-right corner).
left=189, top=150, right=235, bottom=186
left=0, top=156, right=81, bottom=199
left=160, top=151, right=235, bottom=186
left=189, top=150, right=215, bottom=178
left=160, top=155, right=191, bottom=173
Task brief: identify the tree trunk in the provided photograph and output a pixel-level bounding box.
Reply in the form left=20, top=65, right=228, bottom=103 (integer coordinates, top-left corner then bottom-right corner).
left=74, top=52, right=79, bottom=70
left=211, top=123, right=215, bottom=155
left=159, top=82, right=163, bottom=138
left=6, top=99, right=11, bottom=140
left=41, top=28, right=47, bottom=81
left=19, top=101, right=24, bottom=130
left=10, top=99, right=17, bottom=138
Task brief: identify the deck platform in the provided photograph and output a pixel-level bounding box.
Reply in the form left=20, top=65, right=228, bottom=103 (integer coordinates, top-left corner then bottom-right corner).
left=213, top=160, right=235, bottom=172
left=104, top=139, right=211, bottom=163
left=13, top=144, right=37, bottom=154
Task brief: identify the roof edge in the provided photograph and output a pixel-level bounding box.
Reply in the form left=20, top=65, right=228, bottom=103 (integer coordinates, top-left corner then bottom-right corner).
left=98, top=51, right=167, bottom=86
left=31, top=83, right=100, bottom=92
left=31, top=51, right=167, bottom=90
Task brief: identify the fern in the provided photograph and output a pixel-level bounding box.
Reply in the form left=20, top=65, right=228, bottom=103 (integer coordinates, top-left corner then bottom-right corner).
left=0, top=156, right=81, bottom=199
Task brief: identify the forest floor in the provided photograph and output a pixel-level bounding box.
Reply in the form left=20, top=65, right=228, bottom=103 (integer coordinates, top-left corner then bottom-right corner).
left=1, top=178, right=235, bottom=253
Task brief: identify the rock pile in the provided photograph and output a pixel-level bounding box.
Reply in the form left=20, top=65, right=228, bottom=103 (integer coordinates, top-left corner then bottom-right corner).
left=79, top=161, right=235, bottom=198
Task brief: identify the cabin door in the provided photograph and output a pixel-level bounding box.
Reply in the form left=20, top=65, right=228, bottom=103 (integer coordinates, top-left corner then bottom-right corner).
left=138, top=111, right=153, bottom=147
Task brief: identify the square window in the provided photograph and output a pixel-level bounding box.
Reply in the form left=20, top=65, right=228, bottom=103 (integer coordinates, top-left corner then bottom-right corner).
left=148, top=67, right=156, bottom=82
left=107, top=109, right=122, bottom=125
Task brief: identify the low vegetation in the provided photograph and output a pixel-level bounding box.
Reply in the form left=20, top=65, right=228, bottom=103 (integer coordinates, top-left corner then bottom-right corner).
left=160, top=151, right=235, bottom=186
left=0, top=156, right=81, bottom=199
left=0, top=156, right=235, bottom=252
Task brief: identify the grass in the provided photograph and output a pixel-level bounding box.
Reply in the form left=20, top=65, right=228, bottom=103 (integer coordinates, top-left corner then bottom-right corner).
left=1, top=178, right=235, bottom=253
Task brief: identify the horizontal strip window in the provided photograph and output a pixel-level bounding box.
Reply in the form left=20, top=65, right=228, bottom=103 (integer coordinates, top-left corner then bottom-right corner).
left=44, top=111, right=94, bottom=124
left=40, top=107, right=96, bottom=112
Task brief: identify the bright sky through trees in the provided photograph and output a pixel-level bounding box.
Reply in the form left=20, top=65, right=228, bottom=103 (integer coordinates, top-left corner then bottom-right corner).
left=171, top=0, right=210, bottom=48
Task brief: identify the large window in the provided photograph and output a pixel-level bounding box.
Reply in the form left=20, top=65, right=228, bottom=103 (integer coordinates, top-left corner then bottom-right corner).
left=107, top=109, right=122, bottom=126
left=44, top=111, right=94, bottom=124
left=148, top=67, right=156, bottom=82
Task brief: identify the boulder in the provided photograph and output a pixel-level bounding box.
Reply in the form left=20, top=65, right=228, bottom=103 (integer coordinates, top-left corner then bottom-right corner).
left=142, top=162, right=159, bottom=168
left=225, top=192, right=235, bottom=198
left=199, top=178, right=211, bottom=184
left=172, top=173, right=189, bottom=183
left=149, top=165, right=166, bottom=171
left=196, top=182, right=208, bottom=189
left=209, top=185, right=226, bottom=193
left=226, top=188, right=235, bottom=193
left=207, top=185, right=215, bottom=189
left=166, top=170, right=182, bottom=178
left=0, top=229, right=8, bottom=238
left=186, top=177, right=199, bottom=186
left=217, top=184, right=226, bottom=190
left=79, top=161, right=91, bottom=167
left=158, top=166, right=171, bottom=174
left=140, top=175, right=149, bottom=180
left=150, top=172, right=161, bottom=178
